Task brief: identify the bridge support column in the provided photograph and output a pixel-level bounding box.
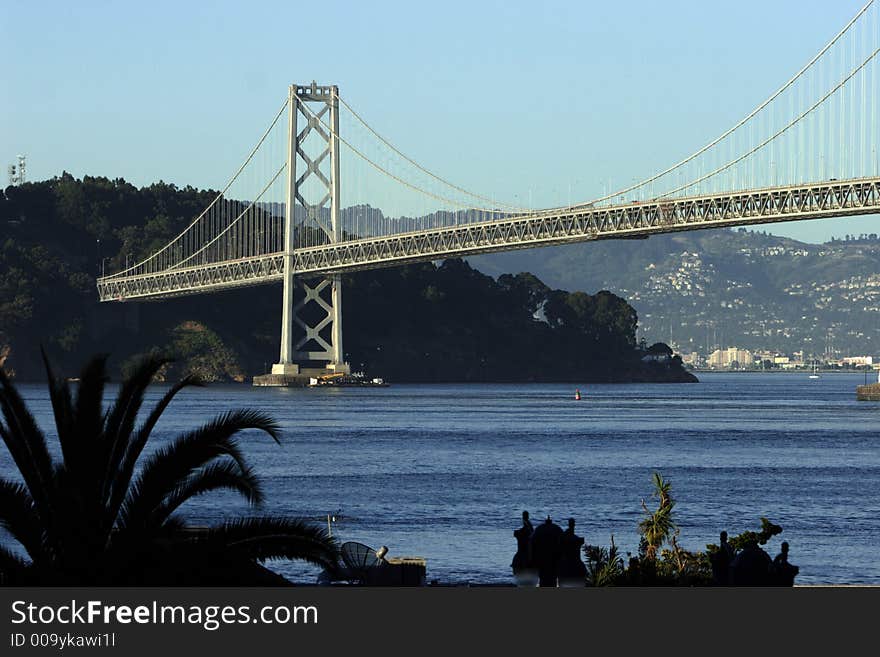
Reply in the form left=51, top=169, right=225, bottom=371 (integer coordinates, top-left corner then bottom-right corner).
left=258, top=81, right=349, bottom=386
left=271, top=261, right=299, bottom=376
left=269, top=82, right=301, bottom=379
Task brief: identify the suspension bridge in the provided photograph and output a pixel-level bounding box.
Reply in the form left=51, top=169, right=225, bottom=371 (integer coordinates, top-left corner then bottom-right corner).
left=97, top=2, right=880, bottom=384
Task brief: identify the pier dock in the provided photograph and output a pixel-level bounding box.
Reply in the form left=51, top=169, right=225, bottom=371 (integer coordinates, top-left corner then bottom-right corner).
left=856, top=383, right=880, bottom=401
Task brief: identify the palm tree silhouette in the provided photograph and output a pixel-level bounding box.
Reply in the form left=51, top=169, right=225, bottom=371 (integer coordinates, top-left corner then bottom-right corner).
left=638, top=471, right=675, bottom=561
left=0, top=352, right=338, bottom=585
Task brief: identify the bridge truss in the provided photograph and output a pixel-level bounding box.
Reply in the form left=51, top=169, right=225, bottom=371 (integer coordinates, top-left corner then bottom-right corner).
left=97, top=176, right=880, bottom=300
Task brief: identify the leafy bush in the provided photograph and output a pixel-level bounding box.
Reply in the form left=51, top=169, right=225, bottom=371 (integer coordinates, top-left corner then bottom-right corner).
left=578, top=472, right=784, bottom=586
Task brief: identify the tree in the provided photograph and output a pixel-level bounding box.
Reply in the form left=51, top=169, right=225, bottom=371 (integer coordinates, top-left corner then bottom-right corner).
left=583, top=536, right=624, bottom=586
left=0, top=352, right=338, bottom=585
left=725, top=517, right=783, bottom=552
left=646, top=342, right=673, bottom=357
left=632, top=473, right=713, bottom=585
left=638, top=471, right=675, bottom=561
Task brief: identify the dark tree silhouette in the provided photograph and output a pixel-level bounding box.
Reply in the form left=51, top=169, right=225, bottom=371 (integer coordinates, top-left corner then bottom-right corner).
left=0, top=352, right=338, bottom=585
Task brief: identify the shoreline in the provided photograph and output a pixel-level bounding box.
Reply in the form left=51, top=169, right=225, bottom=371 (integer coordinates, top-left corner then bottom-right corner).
left=689, top=368, right=874, bottom=374
left=9, top=376, right=701, bottom=385
left=16, top=371, right=878, bottom=383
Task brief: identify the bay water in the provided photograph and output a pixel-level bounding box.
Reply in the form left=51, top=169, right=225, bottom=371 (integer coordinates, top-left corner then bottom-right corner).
left=3, top=372, right=879, bottom=585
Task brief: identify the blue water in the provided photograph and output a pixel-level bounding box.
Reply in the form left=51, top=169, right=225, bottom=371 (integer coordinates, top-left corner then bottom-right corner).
left=2, top=373, right=879, bottom=585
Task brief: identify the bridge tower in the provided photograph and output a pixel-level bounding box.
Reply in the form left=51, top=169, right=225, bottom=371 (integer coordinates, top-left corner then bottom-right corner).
left=263, top=82, right=350, bottom=385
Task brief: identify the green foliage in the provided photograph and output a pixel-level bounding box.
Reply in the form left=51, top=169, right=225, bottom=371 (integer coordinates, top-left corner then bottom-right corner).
left=654, top=538, right=713, bottom=585
left=0, top=353, right=338, bottom=585
left=726, top=517, right=784, bottom=552
left=168, top=321, right=244, bottom=382
left=584, top=536, right=624, bottom=586
left=473, top=227, right=880, bottom=356
left=638, top=471, right=676, bottom=560
left=344, top=260, right=679, bottom=383
left=118, top=322, right=243, bottom=383
left=0, top=174, right=696, bottom=384
left=573, top=472, right=722, bottom=586
left=543, top=289, right=637, bottom=349
left=646, top=342, right=673, bottom=356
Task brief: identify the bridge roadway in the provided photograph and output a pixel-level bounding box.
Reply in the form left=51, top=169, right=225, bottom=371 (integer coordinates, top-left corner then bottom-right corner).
left=97, top=176, right=880, bottom=302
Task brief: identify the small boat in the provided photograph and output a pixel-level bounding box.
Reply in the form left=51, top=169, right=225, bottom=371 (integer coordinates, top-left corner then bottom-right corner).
left=808, top=361, right=820, bottom=379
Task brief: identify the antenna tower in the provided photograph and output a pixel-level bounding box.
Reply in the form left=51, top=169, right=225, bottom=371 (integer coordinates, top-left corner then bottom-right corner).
left=7, top=155, right=26, bottom=186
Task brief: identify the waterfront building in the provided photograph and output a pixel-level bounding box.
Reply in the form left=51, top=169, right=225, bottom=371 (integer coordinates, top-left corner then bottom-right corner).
left=708, top=347, right=754, bottom=369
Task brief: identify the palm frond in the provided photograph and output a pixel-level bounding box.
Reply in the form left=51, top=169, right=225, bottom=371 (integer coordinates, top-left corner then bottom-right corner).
left=119, top=409, right=279, bottom=531
left=41, top=348, right=76, bottom=473
left=101, top=354, right=173, bottom=496
left=150, top=458, right=264, bottom=527
left=0, top=544, right=31, bottom=585
left=73, top=354, right=107, bottom=434
left=0, top=366, right=55, bottom=522
left=67, top=356, right=111, bottom=508
left=73, top=354, right=109, bottom=448
left=103, top=373, right=203, bottom=528
left=1, top=353, right=316, bottom=586
left=0, top=478, right=44, bottom=561
left=190, top=517, right=339, bottom=570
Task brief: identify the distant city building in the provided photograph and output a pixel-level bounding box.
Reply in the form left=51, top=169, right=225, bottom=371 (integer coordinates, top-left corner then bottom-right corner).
left=641, top=342, right=674, bottom=363
left=708, top=347, right=754, bottom=369
left=753, top=350, right=778, bottom=362
left=842, top=356, right=874, bottom=366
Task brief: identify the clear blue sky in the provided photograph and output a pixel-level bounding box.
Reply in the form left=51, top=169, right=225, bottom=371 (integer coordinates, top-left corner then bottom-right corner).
left=2, top=0, right=876, bottom=243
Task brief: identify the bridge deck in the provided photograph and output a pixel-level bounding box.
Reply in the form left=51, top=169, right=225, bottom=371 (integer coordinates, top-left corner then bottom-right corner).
left=97, top=177, right=880, bottom=302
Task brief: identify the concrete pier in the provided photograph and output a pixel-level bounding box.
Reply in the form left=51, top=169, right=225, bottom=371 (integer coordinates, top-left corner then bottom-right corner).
left=252, top=373, right=311, bottom=387
left=253, top=364, right=350, bottom=387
